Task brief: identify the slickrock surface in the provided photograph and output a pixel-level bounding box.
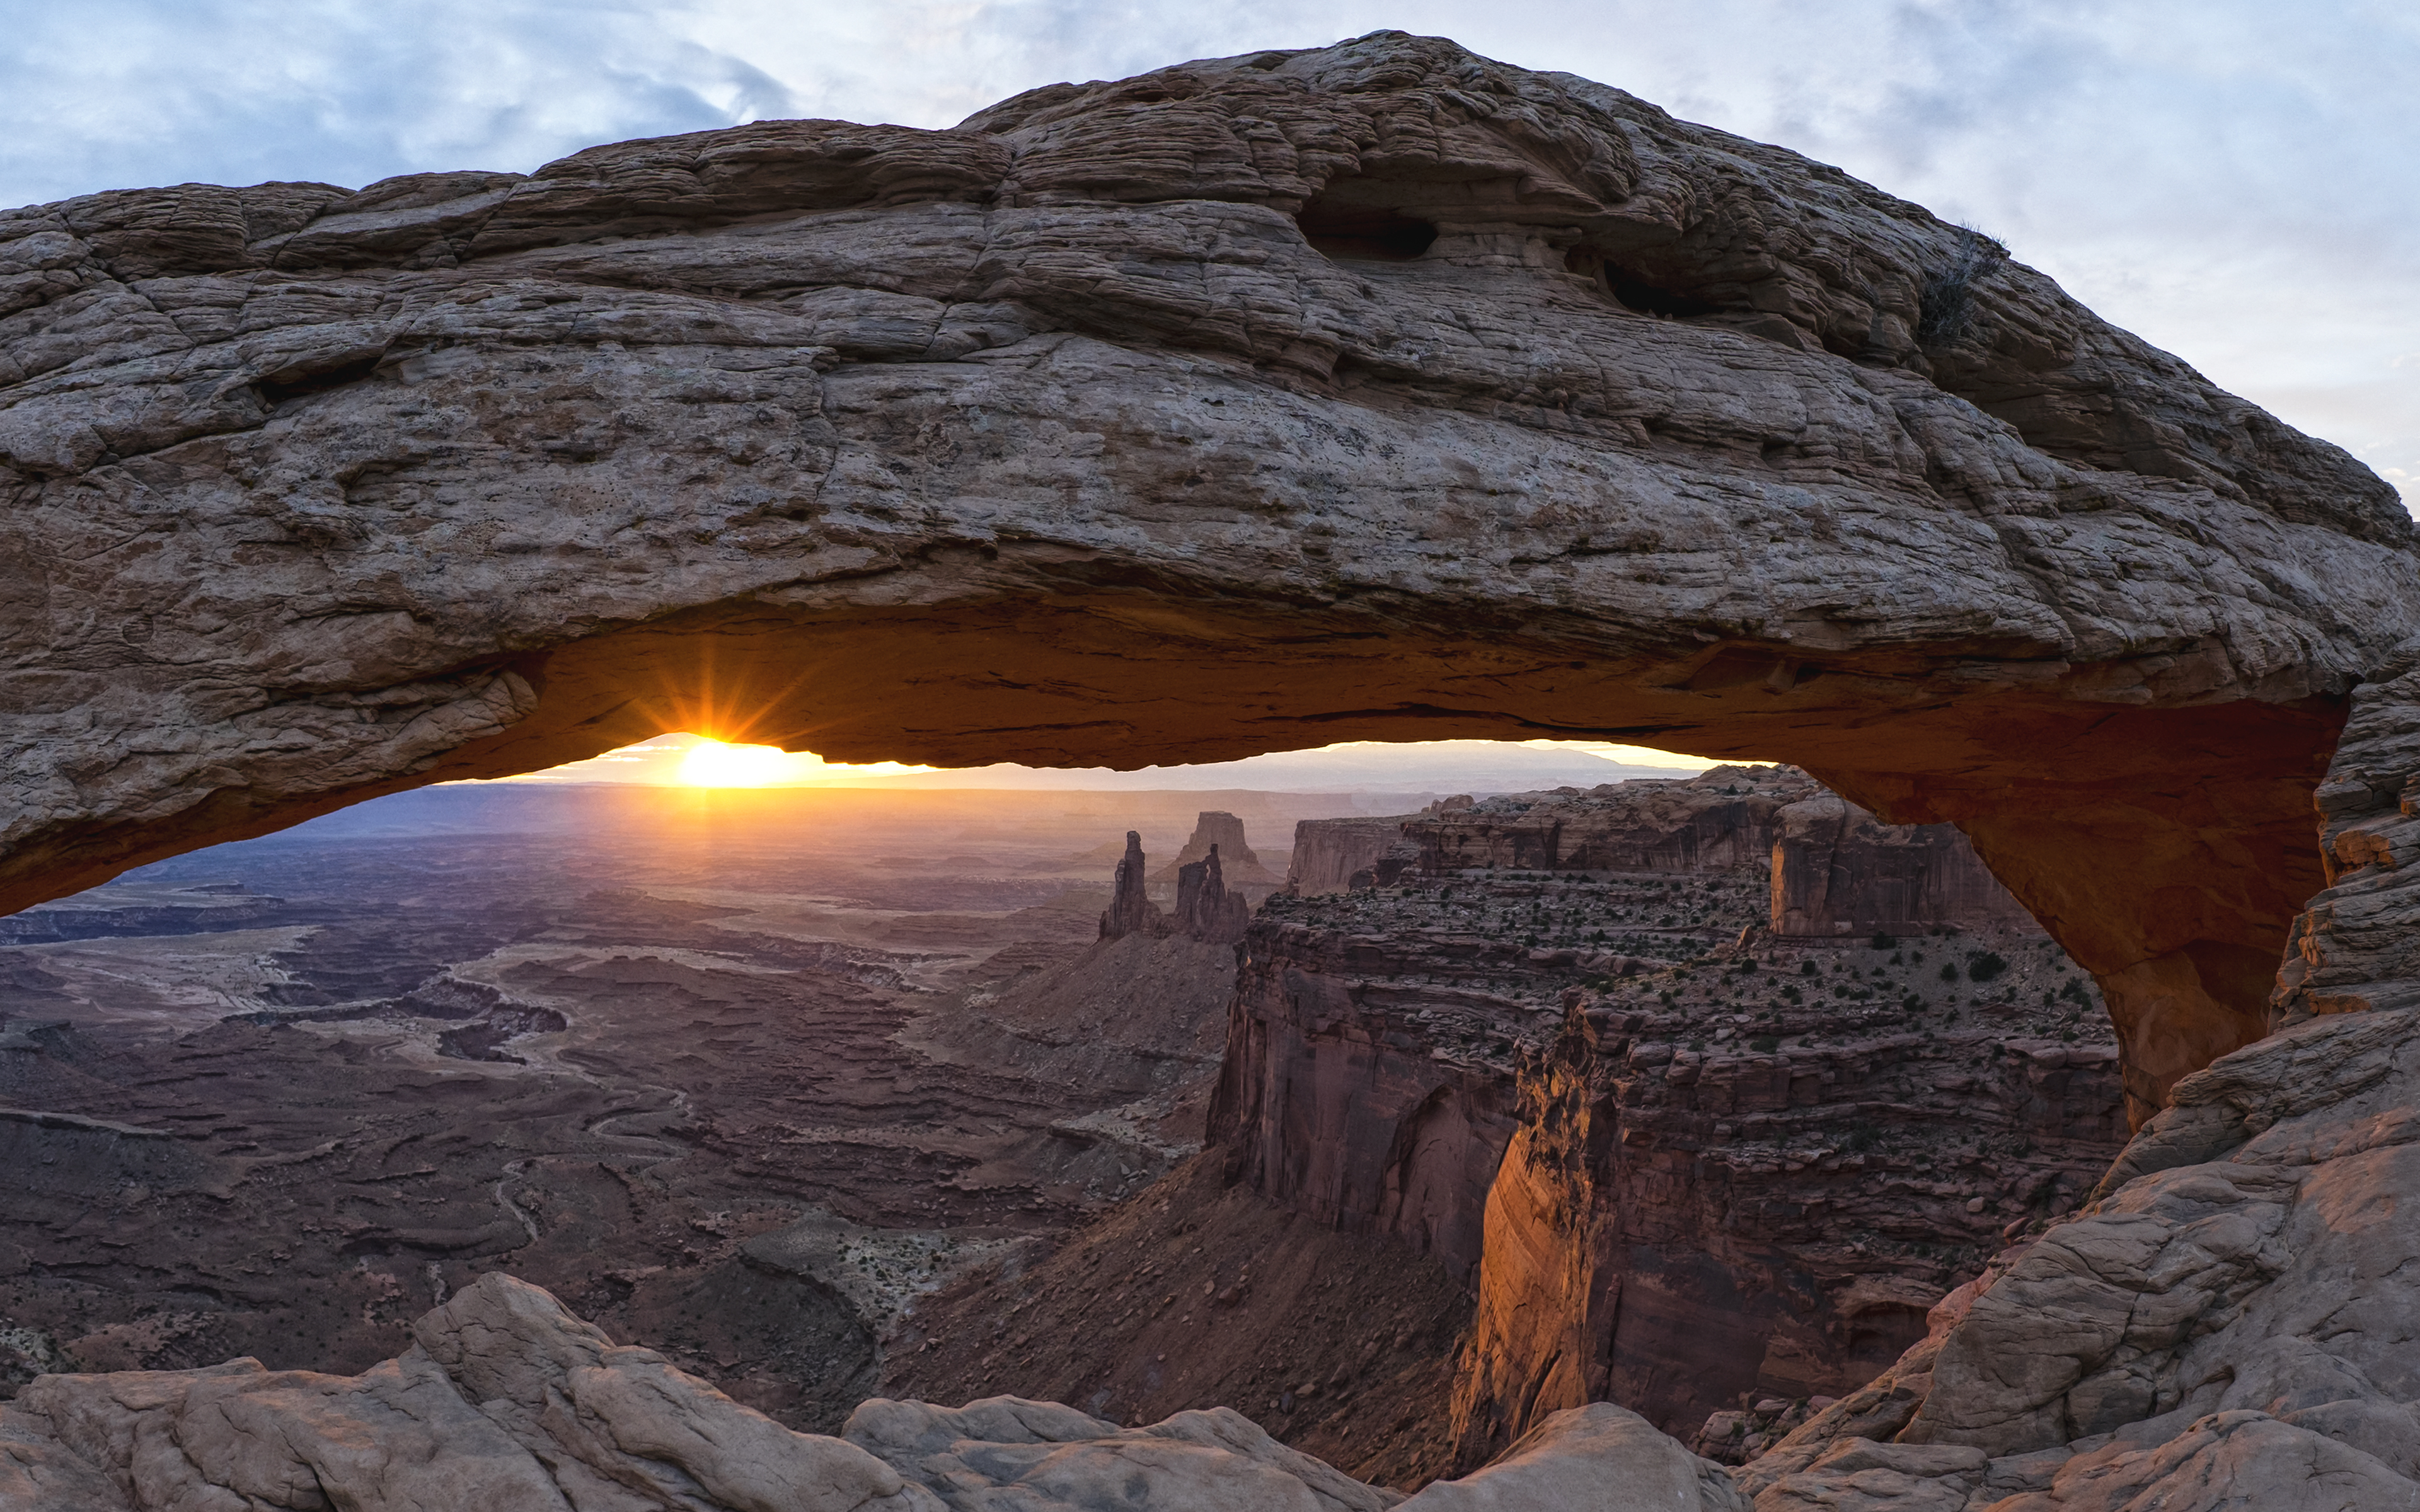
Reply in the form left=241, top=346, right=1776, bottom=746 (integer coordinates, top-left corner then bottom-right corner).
left=0, top=1271, right=1747, bottom=1511
left=1208, top=771, right=2127, bottom=1461
left=4, top=33, right=2414, bottom=1108
left=1735, top=1001, right=2420, bottom=1510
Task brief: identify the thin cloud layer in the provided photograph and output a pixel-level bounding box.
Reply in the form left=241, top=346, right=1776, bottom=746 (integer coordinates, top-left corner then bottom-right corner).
left=4, top=0, right=2412, bottom=507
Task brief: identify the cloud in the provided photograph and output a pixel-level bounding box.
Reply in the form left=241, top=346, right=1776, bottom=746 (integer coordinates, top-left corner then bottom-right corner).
left=3, top=0, right=2412, bottom=510
left=0, top=0, right=800, bottom=207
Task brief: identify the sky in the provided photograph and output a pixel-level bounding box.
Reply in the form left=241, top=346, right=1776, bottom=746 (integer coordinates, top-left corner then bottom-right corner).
left=500, top=735, right=1712, bottom=792
left=3, top=0, right=2412, bottom=509
left=3, top=3, right=2412, bottom=791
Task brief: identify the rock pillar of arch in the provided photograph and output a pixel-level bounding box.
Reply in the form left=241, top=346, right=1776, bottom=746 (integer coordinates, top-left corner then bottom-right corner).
left=3, top=32, right=2414, bottom=1121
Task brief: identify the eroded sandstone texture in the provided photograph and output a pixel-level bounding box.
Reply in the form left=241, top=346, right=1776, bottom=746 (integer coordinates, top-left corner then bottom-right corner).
left=3, top=33, right=2414, bottom=1108
left=2271, top=636, right=2420, bottom=1027
left=0, top=1271, right=1749, bottom=1512
left=1737, top=1000, right=2420, bottom=1510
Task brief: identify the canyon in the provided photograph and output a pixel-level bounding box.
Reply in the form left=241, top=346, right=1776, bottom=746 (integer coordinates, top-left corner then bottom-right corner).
left=893, top=767, right=2127, bottom=1484
left=4, top=24, right=2420, bottom=1512
left=0, top=785, right=1339, bottom=1434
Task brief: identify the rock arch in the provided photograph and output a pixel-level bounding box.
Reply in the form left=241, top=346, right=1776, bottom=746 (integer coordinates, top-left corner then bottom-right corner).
left=3, top=32, right=2414, bottom=1123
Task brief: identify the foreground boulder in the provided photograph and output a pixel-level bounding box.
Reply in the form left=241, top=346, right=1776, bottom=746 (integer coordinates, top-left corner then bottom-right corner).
left=3, top=32, right=2415, bottom=1111
left=0, top=1271, right=1746, bottom=1511
left=1738, top=1000, right=2420, bottom=1509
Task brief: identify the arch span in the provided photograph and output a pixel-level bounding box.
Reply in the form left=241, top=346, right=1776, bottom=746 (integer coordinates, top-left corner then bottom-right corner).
left=3, top=33, right=2413, bottom=1121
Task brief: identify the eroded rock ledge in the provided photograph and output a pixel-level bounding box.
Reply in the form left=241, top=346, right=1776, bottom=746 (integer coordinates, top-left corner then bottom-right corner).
left=3, top=32, right=2416, bottom=1107
left=14, top=1002, right=2420, bottom=1508
left=1737, top=1000, right=2420, bottom=1509
left=0, top=1269, right=1746, bottom=1511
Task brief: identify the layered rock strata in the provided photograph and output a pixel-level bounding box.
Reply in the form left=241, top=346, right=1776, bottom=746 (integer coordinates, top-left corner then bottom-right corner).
left=1286, top=815, right=1424, bottom=895
left=1735, top=1000, right=2420, bottom=1510
left=3, top=33, right=2414, bottom=1106
left=0, top=1271, right=1749, bottom=1512
left=2271, top=637, right=2420, bottom=1025
left=1151, top=811, right=1280, bottom=890
left=1208, top=774, right=2128, bottom=1462
left=1771, top=791, right=2036, bottom=939
left=1410, top=770, right=1819, bottom=877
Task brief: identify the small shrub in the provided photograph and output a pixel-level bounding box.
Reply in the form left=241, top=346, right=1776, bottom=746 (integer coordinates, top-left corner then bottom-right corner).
left=1749, top=1036, right=1781, bottom=1053
left=1966, top=951, right=2009, bottom=983
left=1939, top=963, right=1960, bottom=982
left=1870, top=931, right=1897, bottom=949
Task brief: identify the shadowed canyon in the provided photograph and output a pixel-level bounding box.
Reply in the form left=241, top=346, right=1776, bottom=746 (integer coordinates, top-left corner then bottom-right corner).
left=5, top=26, right=2420, bottom=1512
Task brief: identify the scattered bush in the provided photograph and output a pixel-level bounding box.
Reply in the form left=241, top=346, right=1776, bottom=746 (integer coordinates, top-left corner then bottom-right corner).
left=1870, top=931, right=1897, bottom=949
left=1749, top=1036, right=1781, bottom=1053
left=1966, top=951, right=2009, bottom=983
left=1940, top=963, right=1961, bottom=982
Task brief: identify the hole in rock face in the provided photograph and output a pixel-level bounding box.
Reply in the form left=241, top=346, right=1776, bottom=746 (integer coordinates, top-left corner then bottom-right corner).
left=1295, top=197, right=1438, bottom=261
left=254, top=353, right=385, bottom=404
left=1598, top=264, right=1718, bottom=319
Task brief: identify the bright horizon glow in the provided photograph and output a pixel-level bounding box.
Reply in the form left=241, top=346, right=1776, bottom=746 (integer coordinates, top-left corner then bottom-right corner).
left=676, top=739, right=797, bottom=786
left=477, top=733, right=1735, bottom=789
left=662, top=736, right=942, bottom=786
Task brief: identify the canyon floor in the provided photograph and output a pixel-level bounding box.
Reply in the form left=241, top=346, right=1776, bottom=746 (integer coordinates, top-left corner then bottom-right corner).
left=0, top=784, right=1361, bottom=1433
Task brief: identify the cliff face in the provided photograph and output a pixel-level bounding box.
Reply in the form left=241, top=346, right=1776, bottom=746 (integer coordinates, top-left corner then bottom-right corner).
left=1208, top=775, right=2129, bottom=1464
left=1770, top=792, right=2036, bottom=939
left=1286, top=816, right=1423, bottom=896
left=1411, top=770, right=1821, bottom=877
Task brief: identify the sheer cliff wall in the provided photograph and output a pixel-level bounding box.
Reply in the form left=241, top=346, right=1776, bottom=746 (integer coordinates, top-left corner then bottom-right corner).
left=1209, top=773, right=2129, bottom=1460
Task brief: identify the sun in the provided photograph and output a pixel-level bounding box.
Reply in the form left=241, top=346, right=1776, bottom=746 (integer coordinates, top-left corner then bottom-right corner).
left=676, top=738, right=796, bottom=787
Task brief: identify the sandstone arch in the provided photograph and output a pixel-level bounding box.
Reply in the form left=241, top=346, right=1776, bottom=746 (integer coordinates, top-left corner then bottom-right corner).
left=3, top=32, right=2414, bottom=1121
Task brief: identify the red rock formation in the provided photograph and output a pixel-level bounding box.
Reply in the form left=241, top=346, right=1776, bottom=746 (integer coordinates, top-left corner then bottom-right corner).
left=1209, top=779, right=2129, bottom=1464
left=2271, top=640, right=2420, bottom=1024
left=1285, top=816, right=1421, bottom=895
left=1770, top=793, right=2036, bottom=939
left=1412, top=770, right=1819, bottom=876
left=1171, top=847, right=1252, bottom=945
left=1152, top=813, right=1279, bottom=888
left=3, top=35, right=2412, bottom=1111
left=1100, top=832, right=1250, bottom=946
left=1098, top=832, right=1165, bottom=941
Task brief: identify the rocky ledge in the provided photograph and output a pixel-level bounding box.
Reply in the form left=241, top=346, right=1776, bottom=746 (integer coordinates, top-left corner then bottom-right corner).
left=0, top=1270, right=1745, bottom=1512
left=13, top=1000, right=2420, bottom=1508
left=1736, top=1000, right=2420, bottom=1509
